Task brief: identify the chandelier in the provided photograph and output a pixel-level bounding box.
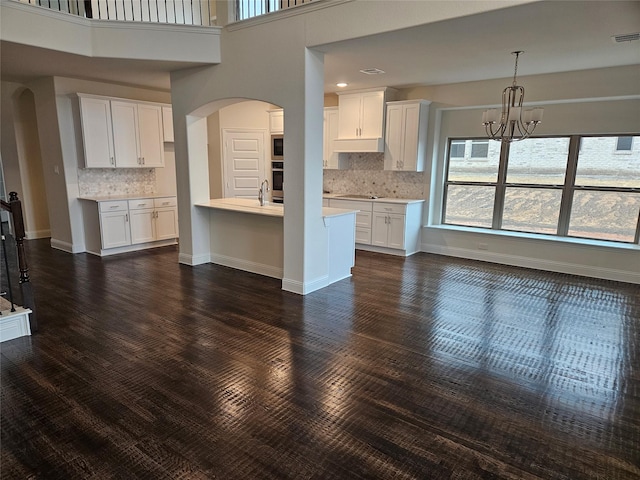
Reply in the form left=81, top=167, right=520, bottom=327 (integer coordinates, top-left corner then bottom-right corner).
left=482, top=51, right=543, bottom=142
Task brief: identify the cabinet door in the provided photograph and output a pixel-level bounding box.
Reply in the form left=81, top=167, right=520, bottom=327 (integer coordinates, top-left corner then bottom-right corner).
left=155, top=207, right=178, bottom=240
left=360, top=91, right=385, bottom=138
left=337, top=94, right=361, bottom=139
left=384, top=104, right=404, bottom=171
left=401, top=103, right=421, bottom=171
left=162, top=106, right=174, bottom=142
left=138, top=104, right=165, bottom=167
left=111, top=101, right=140, bottom=167
left=129, top=208, right=155, bottom=244
left=371, top=212, right=390, bottom=247
left=387, top=214, right=406, bottom=249
left=269, top=110, right=284, bottom=134
left=323, top=108, right=339, bottom=169
left=100, top=211, right=131, bottom=249
left=79, top=96, right=115, bottom=168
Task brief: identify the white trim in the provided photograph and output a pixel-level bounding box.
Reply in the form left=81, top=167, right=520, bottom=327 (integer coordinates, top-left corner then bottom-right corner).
left=178, top=252, right=211, bottom=266
left=355, top=244, right=411, bottom=257
left=440, top=95, right=640, bottom=112
left=210, top=253, right=283, bottom=279
left=281, top=275, right=329, bottom=295
left=50, top=238, right=85, bottom=253
left=421, top=243, right=640, bottom=285
left=0, top=307, right=32, bottom=343
left=25, top=229, right=51, bottom=240
left=84, top=239, right=177, bottom=257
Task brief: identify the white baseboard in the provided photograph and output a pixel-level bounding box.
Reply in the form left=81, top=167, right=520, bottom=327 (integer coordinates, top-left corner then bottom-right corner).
left=50, top=238, right=85, bottom=254
left=356, top=244, right=411, bottom=257
left=25, top=229, right=51, bottom=240
left=282, top=275, right=329, bottom=295
left=0, top=307, right=32, bottom=343
left=210, top=253, right=283, bottom=279
left=421, top=243, right=640, bottom=284
left=179, top=252, right=211, bottom=266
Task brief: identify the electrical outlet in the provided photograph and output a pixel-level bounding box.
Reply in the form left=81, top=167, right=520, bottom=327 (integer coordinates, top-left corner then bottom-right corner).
left=478, top=243, right=488, bottom=250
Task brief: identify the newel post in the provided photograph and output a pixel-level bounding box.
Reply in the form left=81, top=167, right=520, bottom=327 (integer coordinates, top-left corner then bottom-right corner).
left=8, top=192, right=37, bottom=331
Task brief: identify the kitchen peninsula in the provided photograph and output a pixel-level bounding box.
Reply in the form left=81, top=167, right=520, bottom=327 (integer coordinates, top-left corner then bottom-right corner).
left=195, top=198, right=358, bottom=285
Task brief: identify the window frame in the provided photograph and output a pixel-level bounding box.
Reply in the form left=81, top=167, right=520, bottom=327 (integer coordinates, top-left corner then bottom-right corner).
left=442, top=134, right=640, bottom=245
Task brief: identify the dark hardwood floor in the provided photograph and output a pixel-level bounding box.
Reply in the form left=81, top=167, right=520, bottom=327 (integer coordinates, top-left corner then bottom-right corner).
left=1, top=239, right=639, bottom=479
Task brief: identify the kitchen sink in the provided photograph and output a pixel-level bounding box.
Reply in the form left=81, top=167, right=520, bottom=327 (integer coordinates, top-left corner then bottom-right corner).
left=335, top=194, right=382, bottom=199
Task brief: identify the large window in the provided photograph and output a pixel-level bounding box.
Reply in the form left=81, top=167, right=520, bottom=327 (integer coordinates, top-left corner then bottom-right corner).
left=443, top=135, right=640, bottom=244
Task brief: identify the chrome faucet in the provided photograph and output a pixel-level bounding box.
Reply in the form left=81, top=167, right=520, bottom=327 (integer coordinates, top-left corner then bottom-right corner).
left=258, top=179, right=270, bottom=206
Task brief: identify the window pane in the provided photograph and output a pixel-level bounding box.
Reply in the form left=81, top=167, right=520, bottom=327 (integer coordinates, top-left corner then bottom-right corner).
left=568, top=191, right=640, bottom=242
left=450, top=140, right=465, bottom=158
left=471, top=141, right=489, bottom=158
left=447, top=139, right=500, bottom=182
left=616, top=136, right=633, bottom=151
left=444, top=185, right=495, bottom=228
left=576, top=136, right=640, bottom=188
left=502, top=187, right=562, bottom=234
left=506, top=137, right=569, bottom=185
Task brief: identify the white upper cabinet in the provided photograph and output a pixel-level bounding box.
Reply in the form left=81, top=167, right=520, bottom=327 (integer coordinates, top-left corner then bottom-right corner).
left=112, top=100, right=165, bottom=168
left=111, top=100, right=140, bottom=168
left=137, top=103, right=165, bottom=167
left=333, top=88, right=396, bottom=153
left=384, top=100, right=431, bottom=172
left=79, top=95, right=115, bottom=168
left=323, top=107, right=339, bottom=169
left=269, top=109, right=284, bottom=134
left=79, top=94, right=165, bottom=168
left=162, top=106, right=174, bottom=142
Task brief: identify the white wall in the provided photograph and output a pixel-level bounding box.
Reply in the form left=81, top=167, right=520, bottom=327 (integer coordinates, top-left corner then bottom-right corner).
left=171, top=15, right=329, bottom=293
left=414, top=67, right=640, bottom=284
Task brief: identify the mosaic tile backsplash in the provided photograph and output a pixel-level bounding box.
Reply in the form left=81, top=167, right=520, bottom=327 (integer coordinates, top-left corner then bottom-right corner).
left=78, top=168, right=157, bottom=197
left=323, top=152, right=425, bottom=199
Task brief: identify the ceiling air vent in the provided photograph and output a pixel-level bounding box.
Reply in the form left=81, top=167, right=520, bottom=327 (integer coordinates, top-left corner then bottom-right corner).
left=611, top=32, right=640, bottom=43
left=359, top=68, right=386, bottom=75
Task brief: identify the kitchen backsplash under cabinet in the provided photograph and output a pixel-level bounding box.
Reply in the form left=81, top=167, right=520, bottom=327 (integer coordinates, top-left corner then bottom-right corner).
left=78, top=168, right=156, bottom=197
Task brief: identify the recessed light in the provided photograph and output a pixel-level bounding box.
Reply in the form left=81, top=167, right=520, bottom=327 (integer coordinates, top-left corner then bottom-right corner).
left=336, top=82, right=348, bottom=88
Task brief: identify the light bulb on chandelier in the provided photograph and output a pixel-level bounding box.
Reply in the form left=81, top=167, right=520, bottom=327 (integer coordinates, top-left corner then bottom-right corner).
left=482, top=51, right=543, bottom=142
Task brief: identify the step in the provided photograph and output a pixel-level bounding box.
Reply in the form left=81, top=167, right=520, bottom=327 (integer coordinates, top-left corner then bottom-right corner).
left=0, top=307, right=32, bottom=343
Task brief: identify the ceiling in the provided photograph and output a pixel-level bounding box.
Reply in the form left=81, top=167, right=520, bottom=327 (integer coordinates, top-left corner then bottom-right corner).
left=1, top=1, right=639, bottom=93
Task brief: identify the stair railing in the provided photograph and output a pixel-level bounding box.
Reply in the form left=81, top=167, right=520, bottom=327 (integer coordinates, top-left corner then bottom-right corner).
left=0, top=192, right=37, bottom=332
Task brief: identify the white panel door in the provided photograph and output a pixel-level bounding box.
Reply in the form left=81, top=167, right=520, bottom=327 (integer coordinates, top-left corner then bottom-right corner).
left=111, top=101, right=140, bottom=167
left=100, top=211, right=131, bottom=249
left=129, top=209, right=155, bottom=244
left=223, top=130, right=266, bottom=199
left=384, top=104, right=403, bottom=170
left=155, top=207, right=178, bottom=240
left=137, top=104, right=165, bottom=167
left=79, top=96, right=115, bottom=168
left=387, top=214, right=406, bottom=249
left=360, top=91, right=385, bottom=138
left=337, top=94, right=361, bottom=139
left=401, top=103, right=421, bottom=170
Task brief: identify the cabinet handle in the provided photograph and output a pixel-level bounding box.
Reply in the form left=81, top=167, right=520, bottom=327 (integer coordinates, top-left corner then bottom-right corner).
left=125, top=214, right=128, bottom=222
left=110, top=205, right=118, bottom=209
left=142, top=157, right=145, bottom=165
left=162, top=202, right=170, bottom=206
left=110, top=157, right=115, bottom=166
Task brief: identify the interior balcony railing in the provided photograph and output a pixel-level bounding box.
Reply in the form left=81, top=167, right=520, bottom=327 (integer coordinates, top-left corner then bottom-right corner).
left=1, top=192, right=37, bottom=333
left=236, top=0, right=313, bottom=21
left=16, top=0, right=216, bottom=26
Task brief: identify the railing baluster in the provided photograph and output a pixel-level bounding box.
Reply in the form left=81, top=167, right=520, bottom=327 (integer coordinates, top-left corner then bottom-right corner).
left=0, top=220, right=17, bottom=313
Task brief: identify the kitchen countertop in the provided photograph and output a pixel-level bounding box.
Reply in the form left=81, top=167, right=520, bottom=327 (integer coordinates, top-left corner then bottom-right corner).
left=79, top=193, right=176, bottom=202
left=323, top=193, right=425, bottom=204
left=196, top=198, right=357, bottom=218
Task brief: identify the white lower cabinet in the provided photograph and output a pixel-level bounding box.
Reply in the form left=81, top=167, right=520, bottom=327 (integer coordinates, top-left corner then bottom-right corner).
left=129, top=197, right=178, bottom=244
left=99, top=201, right=131, bottom=249
left=83, top=196, right=178, bottom=256
left=326, top=197, right=424, bottom=256
left=372, top=211, right=405, bottom=249
left=154, top=197, right=179, bottom=240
